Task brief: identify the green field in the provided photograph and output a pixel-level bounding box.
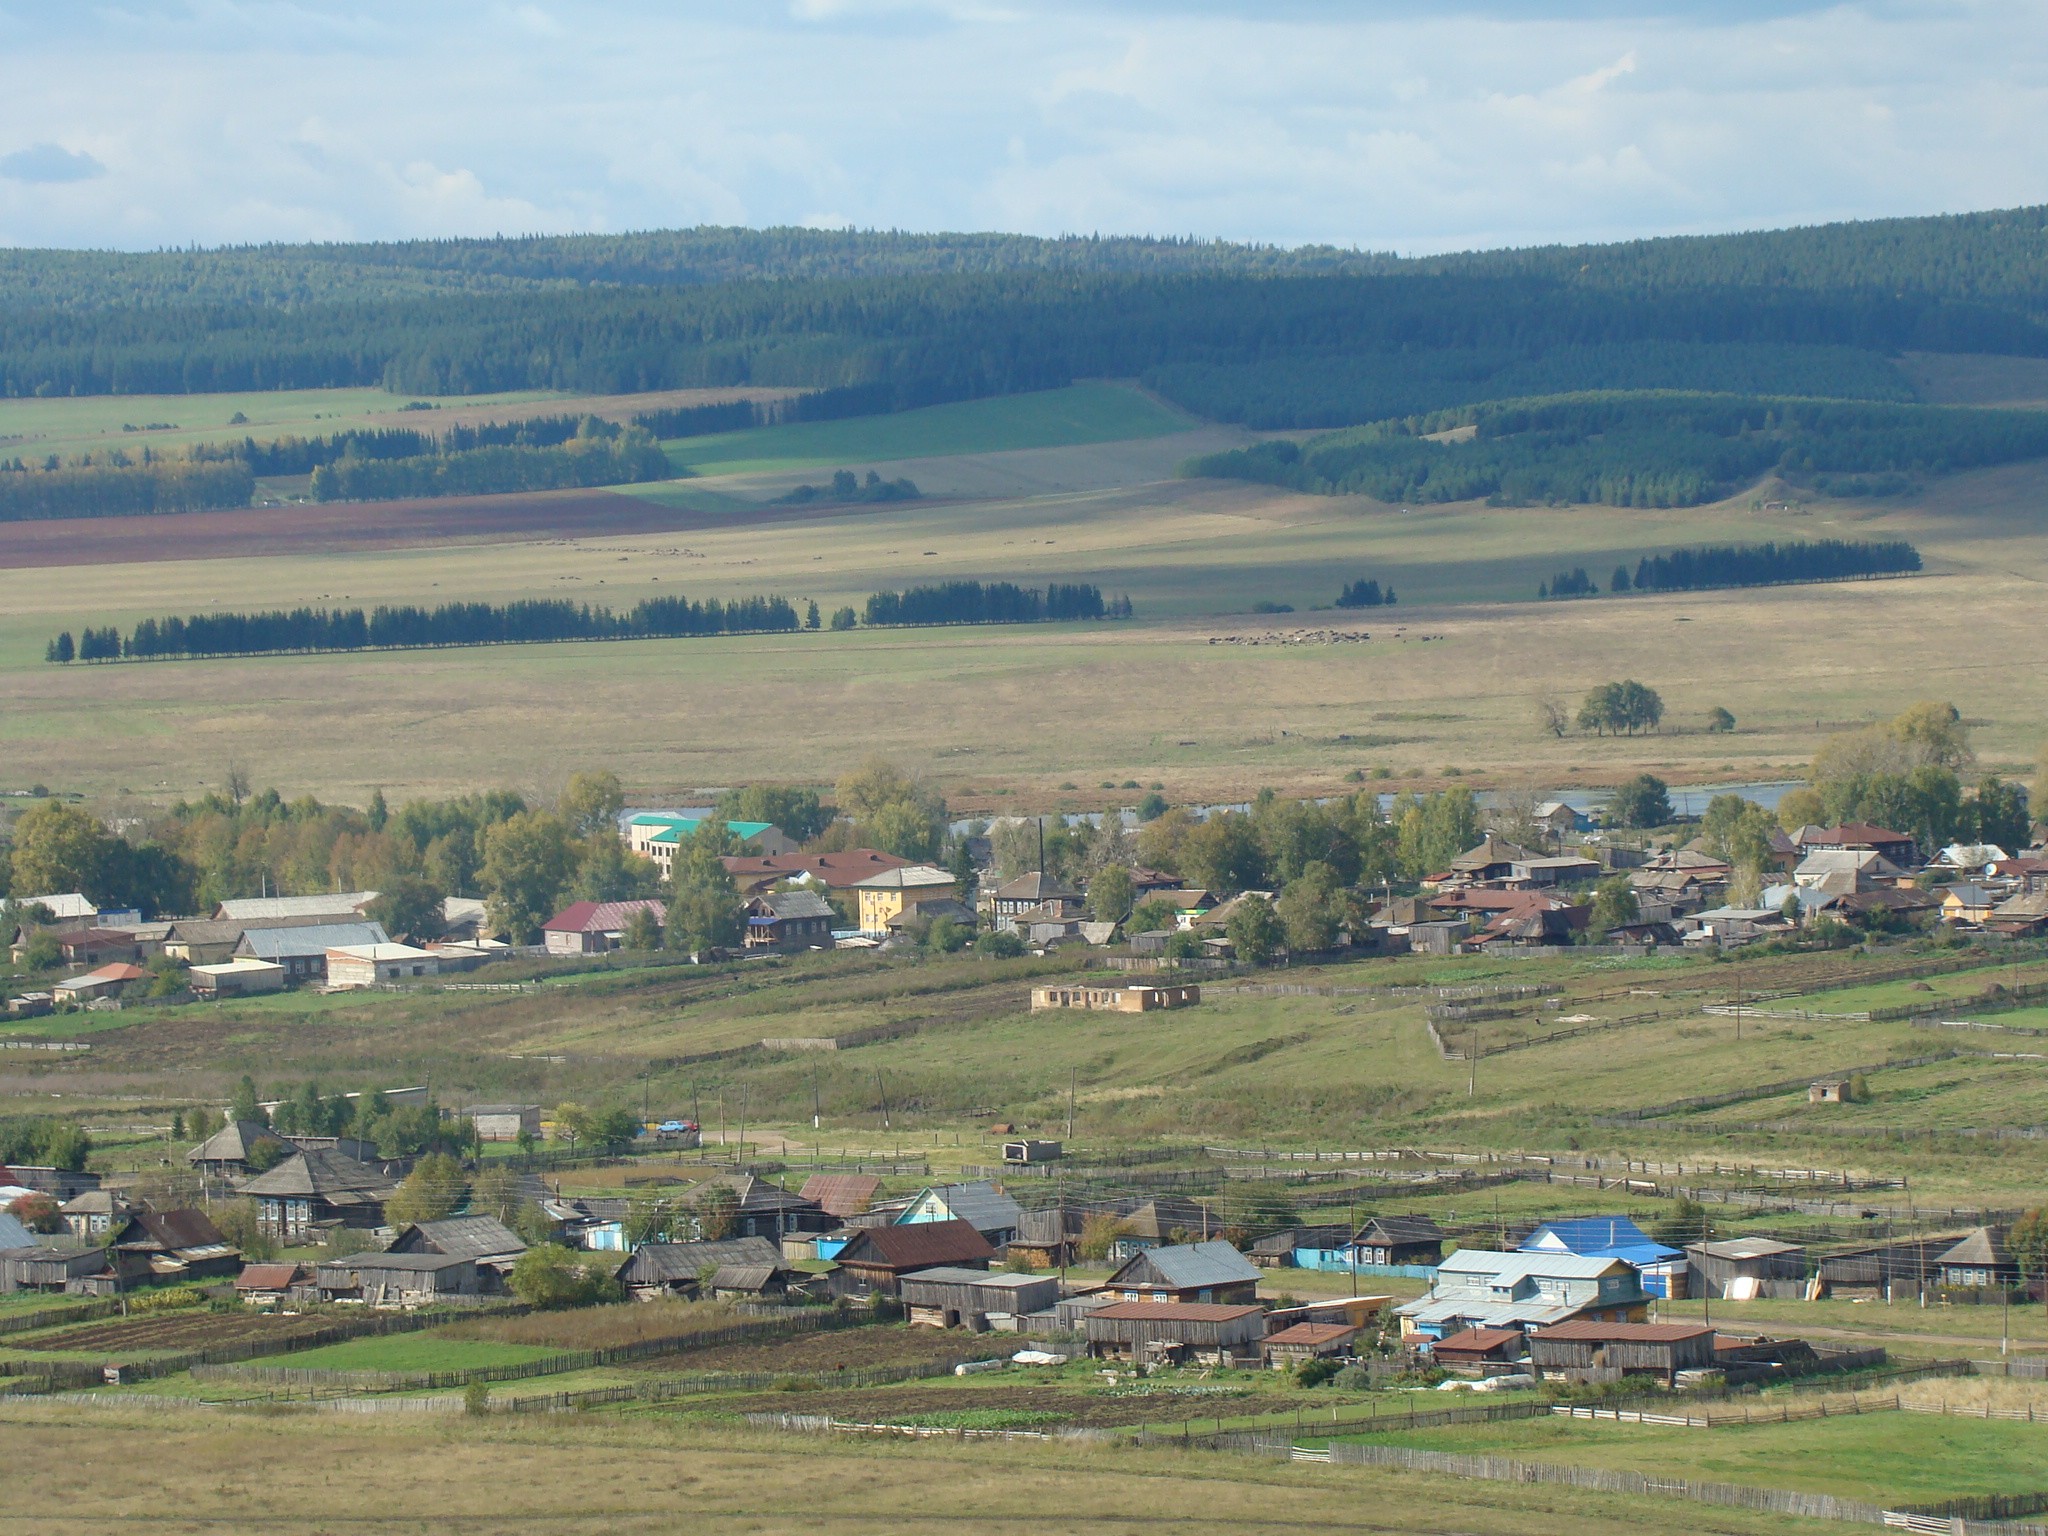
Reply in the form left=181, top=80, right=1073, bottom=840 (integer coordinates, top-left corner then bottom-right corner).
left=646, top=382, right=1196, bottom=478
left=0, top=385, right=574, bottom=462
left=1349, top=1409, right=2048, bottom=1506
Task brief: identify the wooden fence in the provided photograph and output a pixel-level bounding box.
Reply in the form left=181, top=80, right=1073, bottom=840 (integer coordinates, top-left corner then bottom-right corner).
left=0, top=1297, right=124, bottom=1338
left=1595, top=1051, right=1963, bottom=1125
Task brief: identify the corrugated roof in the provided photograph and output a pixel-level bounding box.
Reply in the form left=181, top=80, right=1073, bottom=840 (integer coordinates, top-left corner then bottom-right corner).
left=709, top=1263, right=783, bottom=1290
left=851, top=865, right=956, bottom=890
left=799, top=1173, right=881, bottom=1218
left=235, top=1262, right=306, bottom=1290
left=185, top=1120, right=286, bottom=1166
left=837, top=1219, right=994, bottom=1270
left=216, top=892, right=377, bottom=921
left=1430, top=1327, right=1523, bottom=1353
left=1110, top=1239, right=1259, bottom=1291
left=0, top=1213, right=34, bottom=1249
left=543, top=899, right=665, bottom=935
left=239, top=921, right=388, bottom=960
left=899, top=1181, right=1022, bottom=1235
left=618, top=1237, right=782, bottom=1282
left=1357, top=1214, right=1445, bottom=1245
left=1690, top=1238, right=1804, bottom=1261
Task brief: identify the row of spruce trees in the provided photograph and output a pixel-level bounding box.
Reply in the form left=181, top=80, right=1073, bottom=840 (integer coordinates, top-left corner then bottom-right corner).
left=1541, top=538, right=1920, bottom=598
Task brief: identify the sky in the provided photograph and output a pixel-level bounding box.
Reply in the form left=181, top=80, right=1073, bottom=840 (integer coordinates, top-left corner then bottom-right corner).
left=0, top=0, right=2042, bottom=255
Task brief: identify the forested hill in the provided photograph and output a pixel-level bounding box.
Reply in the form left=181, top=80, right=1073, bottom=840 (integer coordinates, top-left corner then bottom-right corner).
left=6, top=206, right=2047, bottom=313
left=6, top=207, right=2048, bottom=431
left=0, top=229, right=1402, bottom=312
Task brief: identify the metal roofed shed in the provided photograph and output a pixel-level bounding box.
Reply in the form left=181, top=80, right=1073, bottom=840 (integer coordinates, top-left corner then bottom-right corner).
left=215, top=892, right=378, bottom=923
left=235, top=921, right=389, bottom=981
left=1527, top=1321, right=1718, bottom=1385
left=189, top=959, right=286, bottom=998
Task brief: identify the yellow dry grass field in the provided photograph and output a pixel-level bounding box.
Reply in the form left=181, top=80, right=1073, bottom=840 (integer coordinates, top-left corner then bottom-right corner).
left=0, top=1400, right=1841, bottom=1535
left=3, top=441, right=2046, bottom=805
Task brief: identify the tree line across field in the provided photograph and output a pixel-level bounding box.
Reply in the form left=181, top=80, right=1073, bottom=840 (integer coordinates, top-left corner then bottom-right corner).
left=43, top=580, right=1123, bottom=663
left=1539, top=538, right=1921, bottom=599
left=1186, top=392, right=2048, bottom=510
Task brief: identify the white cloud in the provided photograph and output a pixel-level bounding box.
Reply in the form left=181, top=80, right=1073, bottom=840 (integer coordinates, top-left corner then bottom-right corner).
left=0, top=1, right=2041, bottom=251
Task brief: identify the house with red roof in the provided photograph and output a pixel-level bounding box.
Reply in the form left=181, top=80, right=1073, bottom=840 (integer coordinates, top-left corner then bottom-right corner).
left=542, top=899, right=666, bottom=956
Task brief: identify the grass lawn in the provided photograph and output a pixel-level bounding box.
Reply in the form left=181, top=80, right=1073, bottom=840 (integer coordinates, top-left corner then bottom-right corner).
left=651, top=383, right=1194, bottom=477
left=267, top=1332, right=560, bottom=1373
left=1346, top=1408, right=2048, bottom=1505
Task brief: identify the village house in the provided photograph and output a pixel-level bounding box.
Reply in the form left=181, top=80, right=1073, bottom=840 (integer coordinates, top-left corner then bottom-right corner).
left=1533, top=801, right=1593, bottom=840
left=1006, top=1206, right=1086, bottom=1269
left=1935, top=1227, right=2019, bottom=1290
left=1105, top=1196, right=1215, bottom=1262
left=615, top=1236, right=786, bottom=1301
left=239, top=1148, right=398, bottom=1240
left=56, top=928, right=150, bottom=968
left=828, top=1219, right=995, bottom=1297
left=1084, top=1301, right=1267, bottom=1366
left=1797, top=822, right=1920, bottom=867
left=1249, top=1223, right=1349, bottom=1269
left=743, top=889, right=836, bottom=950
left=895, top=1181, right=1024, bottom=1245
left=1796, top=848, right=1912, bottom=897
left=899, top=1266, right=1059, bottom=1329
left=1396, top=1249, right=1649, bottom=1340
left=1520, top=1216, right=1687, bottom=1299
left=59, top=1188, right=135, bottom=1241
left=325, top=943, right=440, bottom=987
left=52, top=963, right=146, bottom=1005
left=985, top=871, right=1083, bottom=920
left=1030, top=982, right=1201, bottom=1013
left=689, top=1173, right=833, bottom=1242
left=1527, top=1321, right=1718, bottom=1385
left=886, top=895, right=980, bottom=941
left=1686, top=1237, right=1809, bottom=1300
left=106, top=1209, right=240, bottom=1285
left=1099, top=1240, right=1261, bottom=1304
left=186, top=1119, right=292, bottom=1179
left=1941, top=883, right=2003, bottom=925
left=851, top=865, right=959, bottom=935
left=235, top=921, right=389, bottom=982
left=542, top=900, right=666, bottom=956
left=1352, top=1215, right=1447, bottom=1269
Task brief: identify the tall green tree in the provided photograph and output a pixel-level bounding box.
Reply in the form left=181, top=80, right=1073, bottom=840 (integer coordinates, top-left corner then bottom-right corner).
left=479, top=810, right=578, bottom=943
left=1087, top=865, right=1135, bottom=923
left=666, top=831, right=743, bottom=955
left=1275, top=861, right=1343, bottom=953
left=1226, top=893, right=1283, bottom=965
left=557, top=770, right=626, bottom=839
left=1607, top=775, right=1673, bottom=830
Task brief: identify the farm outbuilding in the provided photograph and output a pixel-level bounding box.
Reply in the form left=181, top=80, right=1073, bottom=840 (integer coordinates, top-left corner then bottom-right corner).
left=1261, top=1322, right=1359, bottom=1368
left=0, top=1243, right=105, bottom=1294
left=1528, top=1321, right=1718, bottom=1384
left=1429, top=1326, right=1526, bottom=1376
left=1029, top=982, right=1200, bottom=1013
left=898, top=1266, right=1060, bottom=1329
left=464, top=1104, right=542, bottom=1143
left=188, top=959, right=286, bottom=999
left=1084, top=1301, right=1267, bottom=1365
left=325, top=943, right=439, bottom=988
left=615, top=1237, right=786, bottom=1301
left=1686, top=1238, right=1808, bottom=1301
left=316, top=1251, right=481, bottom=1307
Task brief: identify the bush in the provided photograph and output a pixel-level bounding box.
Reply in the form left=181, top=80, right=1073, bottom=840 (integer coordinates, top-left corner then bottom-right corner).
left=978, top=930, right=1025, bottom=958
left=1296, top=1358, right=1343, bottom=1387
left=508, top=1243, right=622, bottom=1309
left=464, top=1382, right=492, bottom=1417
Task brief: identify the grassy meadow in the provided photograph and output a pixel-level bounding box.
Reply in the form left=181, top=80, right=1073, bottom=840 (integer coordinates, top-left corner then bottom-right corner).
left=0, top=1400, right=1848, bottom=1536
left=1348, top=1409, right=2048, bottom=1506
left=5, top=444, right=2048, bottom=804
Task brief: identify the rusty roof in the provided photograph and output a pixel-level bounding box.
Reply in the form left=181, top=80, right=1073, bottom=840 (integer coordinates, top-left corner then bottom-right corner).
left=1264, top=1322, right=1358, bottom=1346
left=835, top=1218, right=994, bottom=1271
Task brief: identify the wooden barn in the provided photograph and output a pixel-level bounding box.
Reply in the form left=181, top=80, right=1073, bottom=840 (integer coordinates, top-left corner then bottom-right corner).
left=898, top=1266, right=1060, bottom=1329
left=1083, top=1301, right=1267, bottom=1366
left=1528, top=1321, right=1718, bottom=1384
left=829, top=1219, right=994, bottom=1297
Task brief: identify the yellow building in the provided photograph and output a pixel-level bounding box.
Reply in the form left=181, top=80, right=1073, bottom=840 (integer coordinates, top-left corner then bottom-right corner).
left=852, top=865, right=959, bottom=934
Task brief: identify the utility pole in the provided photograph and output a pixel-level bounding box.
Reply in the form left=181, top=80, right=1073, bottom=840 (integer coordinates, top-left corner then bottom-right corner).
left=1468, top=1027, right=1478, bottom=1098
left=1067, top=1068, right=1077, bottom=1140
left=876, top=1070, right=890, bottom=1131
left=735, top=1083, right=749, bottom=1168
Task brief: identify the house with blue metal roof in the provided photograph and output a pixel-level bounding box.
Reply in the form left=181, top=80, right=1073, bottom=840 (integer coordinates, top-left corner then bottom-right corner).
left=1519, top=1216, right=1688, bottom=1298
